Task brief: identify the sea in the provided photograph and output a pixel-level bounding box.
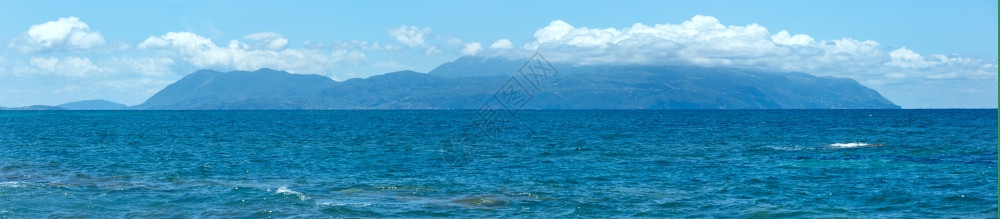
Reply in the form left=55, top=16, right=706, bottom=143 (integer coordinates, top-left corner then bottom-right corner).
left=0, top=110, right=996, bottom=217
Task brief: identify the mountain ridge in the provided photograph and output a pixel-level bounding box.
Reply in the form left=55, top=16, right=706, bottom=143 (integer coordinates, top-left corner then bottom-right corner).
left=58, top=99, right=128, bottom=110
left=134, top=68, right=337, bottom=109
left=135, top=57, right=900, bottom=110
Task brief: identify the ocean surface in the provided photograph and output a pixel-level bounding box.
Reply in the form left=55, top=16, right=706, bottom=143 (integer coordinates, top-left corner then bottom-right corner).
left=0, top=110, right=996, bottom=217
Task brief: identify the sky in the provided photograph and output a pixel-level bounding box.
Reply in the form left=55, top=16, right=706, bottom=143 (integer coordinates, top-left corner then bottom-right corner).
left=0, top=0, right=995, bottom=108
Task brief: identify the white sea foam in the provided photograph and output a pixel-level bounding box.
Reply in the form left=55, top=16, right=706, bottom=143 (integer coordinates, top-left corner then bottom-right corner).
left=829, top=142, right=881, bottom=148
left=319, top=201, right=372, bottom=207
left=765, top=145, right=805, bottom=151
left=0, top=181, right=22, bottom=188
left=276, top=186, right=308, bottom=200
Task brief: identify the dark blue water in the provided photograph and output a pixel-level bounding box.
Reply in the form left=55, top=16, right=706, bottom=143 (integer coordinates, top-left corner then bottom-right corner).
left=0, top=110, right=995, bottom=217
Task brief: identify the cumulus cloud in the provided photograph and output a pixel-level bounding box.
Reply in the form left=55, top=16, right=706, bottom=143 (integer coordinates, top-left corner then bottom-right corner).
left=460, top=42, right=482, bottom=56
left=525, top=16, right=796, bottom=66
left=887, top=47, right=935, bottom=69
left=771, top=30, right=814, bottom=46
left=9, top=17, right=106, bottom=53
left=138, top=32, right=211, bottom=52
left=138, top=31, right=366, bottom=74
left=489, top=39, right=513, bottom=50
left=388, top=25, right=431, bottom=47
left=243, top=32, right=289, bottom=50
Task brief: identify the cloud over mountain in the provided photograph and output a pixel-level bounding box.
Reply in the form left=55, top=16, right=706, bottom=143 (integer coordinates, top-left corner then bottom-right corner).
left=515, top=15, right=995, bottom=83
left=460, top=42, right=482, bottom=56
left=499, top=15, right=996, bottom=108
left=243, top=32, right=289, bottom=50
left=522, top=15, right=883, bottom=71
left=138, top=32, right=365, bottom=75
left=489, top=39, right=513, bottom=50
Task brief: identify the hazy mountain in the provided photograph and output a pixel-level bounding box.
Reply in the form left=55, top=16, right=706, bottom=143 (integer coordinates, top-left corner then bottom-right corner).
left=57, top=99, right=127, bottom=110
left=135, top=68, right=337, bottom=109
left=2, top=105, right=65, bottom=110
left=428, top=56, right=530, bottom=78
left=136, top=57, right=900, bottom=110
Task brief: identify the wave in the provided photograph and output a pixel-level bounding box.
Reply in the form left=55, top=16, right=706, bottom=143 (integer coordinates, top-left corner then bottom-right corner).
left=276, top=187, right=308, bottom=200
left=764, top=145, right=807, bottom=151
left=318, top=201, right=372, bottom=207
left=828, top=142, right=883, bottom=148
left=0, top=181, right=24, bottom=188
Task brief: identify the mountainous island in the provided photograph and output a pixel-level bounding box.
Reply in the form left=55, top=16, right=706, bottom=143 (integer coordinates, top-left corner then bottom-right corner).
left=7, top=56, right=902, bottom=110
left=58, top=99, right=129, bottom=110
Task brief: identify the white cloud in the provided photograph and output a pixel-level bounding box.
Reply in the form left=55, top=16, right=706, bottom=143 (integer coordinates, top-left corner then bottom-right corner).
left=138, top=32, right=212, bottom=52
left=887, top=47, right=935, bottom=69
left=445, top=37, right=463, bottom=45
left=388, top=25, right=431, bottom=47
left=771, top=30, right=814, bottom=46
left=880, top=47, right=997, bottom=82
left=138, top=31, right=367, bottom=74
left=523, top=16, right=790, bottom=65
left=25, top=56, right=109, bottom=77
left=9, top=17, right=106, bottom=53
left=243, top=32, right=288, bottom=50
left=383, top=43, right=401, bottom=51
left=489, top=39, right=513, bottom=50
left=926, top=72, right=958, bottom=79
left=525, top=15, right=872, bottom=68
left=424, top=46, right=441, bottom=56
left=6, top=55, right=175, bottom=78
left=460, top=42, right=482, bottom=56
left=331, top=49, right=367, bottom=64
left=302, top=40, right=324, bottom=50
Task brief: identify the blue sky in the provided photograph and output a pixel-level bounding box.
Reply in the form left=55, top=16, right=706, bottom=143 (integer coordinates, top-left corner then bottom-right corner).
left=0, top=0, right=996, bottom=108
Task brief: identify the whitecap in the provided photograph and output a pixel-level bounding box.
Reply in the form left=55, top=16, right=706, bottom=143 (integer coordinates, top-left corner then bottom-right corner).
left=829, top=142, right=882, bottom=148
left=319, top=201, right=372, bottom=207
left=276, top=186, right=308, bottom=200
left=0, top=181, right=22, bottom=188
left=765, top=145, right=805, bottom=151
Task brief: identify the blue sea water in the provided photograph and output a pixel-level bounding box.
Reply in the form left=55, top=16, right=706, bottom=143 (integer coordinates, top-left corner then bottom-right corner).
left=0, top=110, right=995, bottom=217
